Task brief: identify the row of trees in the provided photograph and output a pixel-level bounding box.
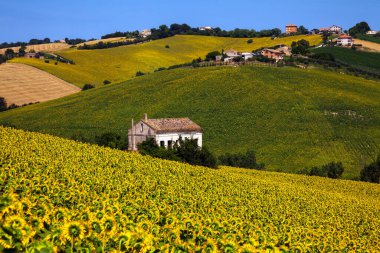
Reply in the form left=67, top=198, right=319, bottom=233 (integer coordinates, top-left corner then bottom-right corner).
left=0, top=38, right=51, bottom=49
left=77, top=38, right=147, bottom=50
left=101, top=31, right=139, bottom=39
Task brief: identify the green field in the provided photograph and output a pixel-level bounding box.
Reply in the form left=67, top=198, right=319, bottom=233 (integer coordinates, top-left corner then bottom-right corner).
left=1, top=65, right=379, bottom=179
left=312, top=46, right=380, bottom=74
left=10, top=35, right=321, bottom=86
left=1, top=126, right=380, bottom=251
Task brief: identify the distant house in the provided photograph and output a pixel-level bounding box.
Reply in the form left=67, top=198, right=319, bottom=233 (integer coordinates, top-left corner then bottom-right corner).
left=336, top=35, right=353, bottom=46
left=128, top=114, right=203, bottom=151
left=285, top=24, right=298, bottom=34
left=140, top=29, right=152, bottom=38
left=215, top=55, right=223, bottom=61
left=309, top=29, right=320, bottom=35
left=241, top=52, right=253, bottom=60
left=224, top=49, right=240, bottom=57
left=275, top=45, right=291, bottom=56
left=330, top=25, right=343, bottom=34
left=199, top=26, right=213, bottom=31
left=24, top=52, right=39, bottom=58
left=366, top=30, right=378, bottom=35
left=260, top=48, right=285, bottom=62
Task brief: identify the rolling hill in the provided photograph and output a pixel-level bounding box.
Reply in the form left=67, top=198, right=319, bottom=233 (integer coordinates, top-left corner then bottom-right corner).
left=312, top=46, right=380, bottom=74
left=1, top=65, right=379, bottom=179
left=0, top=42, right=70, bottom=54
left=10, top=35, right=322, bottom=86
left=1, top=126, right=379, bottom=251
left=0, top=63, right=80, bottom=106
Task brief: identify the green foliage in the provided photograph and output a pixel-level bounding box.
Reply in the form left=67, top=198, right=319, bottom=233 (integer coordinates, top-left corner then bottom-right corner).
left=297, top=25, right=309, bottom=35
left=310, top=52, right=335, bottom=61
left=247, top=39, right=253, bottom=44
left=291, top=39, right=310, bottom=55
left=95, top=132, right=128, bottom=150
left=360, top=155, right=380, bottom=183
left=103, top=80, right=111, bottom=85
left=81, top=84, right=95, bottom=90
left=302, top=162, right=344, bottom=179
left=349, top=21, right=371, bottom=37
left=138, top=138, right=217, bottom=168
left=357, top=34, right=380, bottom=44
left=219, top=150, right=264, bottom=169
left=0, top=97, right=7, bottom=112
left=205, top=51, right=221, bottom=61
left=0, top=66, right=379, bottom=178
left=165, top=44, right=170, bottom=48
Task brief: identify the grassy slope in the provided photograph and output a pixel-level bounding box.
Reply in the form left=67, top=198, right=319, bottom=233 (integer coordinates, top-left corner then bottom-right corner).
left=312, top=46, right=380, bottom=73
left=1, top=65, right=379, bottom=179
left=10, top=35, right=321, bottom=86
left=1, top=126, right=380, bottom=251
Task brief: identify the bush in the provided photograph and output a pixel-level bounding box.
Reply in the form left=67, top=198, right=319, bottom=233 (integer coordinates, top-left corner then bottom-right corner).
left=95, top=132, right=128, bottom=150
left=44, top=60, right=50, bottom=63
left=136, top=71, right=145, bottom=77
left=310, top=53, right=335, bottom=62
left=103, top=80, right=111, bottom=85
left=82, top=84, right=95, bottom=90
left=205, top=51, right=221, bottom=61
left=219, top=150, right=264, bottom=169
left=360, top=155, right=380, bottom=183
left=247, top=39, right=253, bottom=44
left=0, top=97, right=7, bottom=112
left=54, top=62, right=58, bottom=65
left=165, top=45, right=170, bottom=48
left=301, top=162, right=344, bottom=179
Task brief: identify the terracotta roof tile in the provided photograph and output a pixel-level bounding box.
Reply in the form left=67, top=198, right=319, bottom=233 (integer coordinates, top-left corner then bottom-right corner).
left=143, top=118, right=202, bottom=134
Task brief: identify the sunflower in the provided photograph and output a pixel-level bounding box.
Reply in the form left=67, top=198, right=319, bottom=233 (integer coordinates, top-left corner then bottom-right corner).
left=60, top=221, right=85, bottom=243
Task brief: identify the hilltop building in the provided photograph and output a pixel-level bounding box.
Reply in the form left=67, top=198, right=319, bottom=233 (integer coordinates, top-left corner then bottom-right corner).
left=319, top=25, right=343, bottom=34
left=336, top=35, right=353, bottom=46
left=140, top=29, right=152, bottom=38
left=366, top=30, right=378, bottom=35
left=285, top=24, right=298, bottom=34
left=128, top=114, right=203, bottom=151
left=199, top=26, right=213, bottom=31
left=260, top=48, right=285, bottom=62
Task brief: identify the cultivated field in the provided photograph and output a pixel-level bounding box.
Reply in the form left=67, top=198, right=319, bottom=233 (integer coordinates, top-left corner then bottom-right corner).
left=1, top=66, right=379, bottom=178
left=354, top=38, right=380, bottom=52
left=75, top=37, right=131, bottom=46
left=0, top=42, right=70, bottom=54
left=10, top=35, right=322, bottom=86
left=312, top=46, right=380, bottom=74
left=1, top=126, right=379, bottom=252
left=0, top=63, right=80, bottom=106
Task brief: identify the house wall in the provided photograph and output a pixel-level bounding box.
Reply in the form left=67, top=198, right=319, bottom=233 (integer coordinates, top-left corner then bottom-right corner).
left=128, top=120, right=155, bottom=150
left=155, top=132, right=203, bottom=148
left=337, top=38, right=353, bottom=46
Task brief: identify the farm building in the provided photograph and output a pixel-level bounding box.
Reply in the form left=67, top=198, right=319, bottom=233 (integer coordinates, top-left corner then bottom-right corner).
left=140, top=29, right=152, bottom=38
left=128, top=114, right=203, bottom=151
left=260, top=48, right=285, bottom=62
left=285, top=24, right=298, bottom=34
left=224, top=49, right=240, bottom=57
left=366, top=30, right=378, bottom=35
left=336, top=35, right=353, bottom=46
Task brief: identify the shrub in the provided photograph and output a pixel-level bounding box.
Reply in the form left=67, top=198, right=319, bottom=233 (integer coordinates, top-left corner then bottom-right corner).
left=54, top=62, right=58, bottom=65
left=360, top=155, right=380, bottom=183
left=301, top=162, right=344, bottom=179
left=219, top=150, right=264, bottom=169
left=95, top=132, right=128, bottom=150
left=165, top=45, right=170, bottom=48
left=205, top=51, right=221, bottom=61
left=0, top=97, right=7, bottom=112
left=82, top=84, right=95, bottom=90
left=44, top=60, right=50, bottom=63
left=136, top=71, right=145, bottom=77
left=103, top=80, right=111, bottom=85
left=247, top=39, right=253, bottom=44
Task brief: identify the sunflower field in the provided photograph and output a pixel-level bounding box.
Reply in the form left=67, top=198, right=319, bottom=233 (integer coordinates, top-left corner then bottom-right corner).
left=1, top=126, right=379, bottom=252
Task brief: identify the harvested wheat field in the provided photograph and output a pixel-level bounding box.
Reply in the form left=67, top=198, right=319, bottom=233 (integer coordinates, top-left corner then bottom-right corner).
left=355, top=39, right=380, bottom=52
left=0, top=42, right=70, bottom=54
left=0, top=63, right=80, bottom=106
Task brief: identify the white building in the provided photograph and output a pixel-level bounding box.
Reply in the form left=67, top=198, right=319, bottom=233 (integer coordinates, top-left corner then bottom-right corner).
left=241, top=52, right=253, bottom=60
left=140, top=29, right=152, bottom=38
left=199, top=26, right=213, bottom=31
left=330, top=25, right=343, bottom=34
left=128, top=114, right=203, bottom=150
left=336, top=35, right=354, bottom=46
left=366, top=30, right=378, bottom=35
left=224, top=49, right=240, bottom=57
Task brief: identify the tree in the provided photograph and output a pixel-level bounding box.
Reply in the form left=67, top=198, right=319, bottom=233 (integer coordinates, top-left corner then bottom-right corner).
left=291, top=39, right=310, bottom=55
left=136, top=71, right=145, bottom=77
left=298, top=25, right=309, bottom=35
left=103, top=80, right=111, bottom=85
left=95, top=132, right=128, bottom=150
left=349, top=22, right=371, bottom=37
left=205, top=51, right=221, bottom=61
left=5, top=48, right=15, bottom=59
left=323, top=162, right=344, bottom=179
left=18, top=46, right=26, bottom=57
left=360, top=156, right=380, bottom=183
left=82, top=84, right=95, bottom=90
left=247, top=39, right=253, bottom=44
left=219, top=150, right=264, bottom=169
left=0, top=97, right=7, bottom=112
left=0, top=54, right=7, bottom=64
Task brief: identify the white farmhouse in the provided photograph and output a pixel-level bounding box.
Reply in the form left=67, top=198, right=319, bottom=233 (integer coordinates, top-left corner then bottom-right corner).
left=366, top=30, right=378, bottom=35
left=128, top=114, right=203, bottom=151
left=337, top=35, right=354, bottom=46
left=224, top=49, right=240, bottom=57
left=140, top=29, right=152, bottom=38
left=330, top=25, right=343, bottom=34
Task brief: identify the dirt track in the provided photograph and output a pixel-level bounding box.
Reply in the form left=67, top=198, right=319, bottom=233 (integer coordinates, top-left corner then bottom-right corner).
left=354, top=39, right=380, bottom=52
left=0, top=63, right=80, bottom=106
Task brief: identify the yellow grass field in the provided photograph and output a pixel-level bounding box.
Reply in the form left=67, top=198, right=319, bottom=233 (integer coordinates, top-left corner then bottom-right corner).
left=0, top=63, right=80, bottom=106
left=11, top=35, right=322, bottom=87
left=0, top=42, right=71, bottom=54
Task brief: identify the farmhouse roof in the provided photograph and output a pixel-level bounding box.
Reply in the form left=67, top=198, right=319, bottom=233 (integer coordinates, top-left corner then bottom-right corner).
left=261, top=48, right=284, bottom=54
left=143, top=117, right=202, bottom=134
left=338, top=35, right=352, bottom=39
left=286, top=24, right=297, bottom=27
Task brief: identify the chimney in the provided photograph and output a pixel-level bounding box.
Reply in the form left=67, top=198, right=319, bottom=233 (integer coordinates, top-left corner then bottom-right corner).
left=144, top=113, right=148, bottom=121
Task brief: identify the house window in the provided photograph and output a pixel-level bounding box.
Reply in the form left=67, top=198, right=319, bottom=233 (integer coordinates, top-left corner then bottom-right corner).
left=141, top=123, right=143, bottom=133
left=160, top=141, right=165, bottom=147
left=168, top=140, right=173, bottom=148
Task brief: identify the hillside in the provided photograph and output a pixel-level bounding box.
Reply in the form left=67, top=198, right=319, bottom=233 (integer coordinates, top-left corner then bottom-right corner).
left=1, top=126, right=379, bottom=251
left=312, top=46, right=380, bottom=74
left=0, top=42, right=70, bottom=54
left=10, top=35, right=322, bottom=86
left=0, top=63, right=80, bottom=106
left=1, top=65, right=379, bottom=178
